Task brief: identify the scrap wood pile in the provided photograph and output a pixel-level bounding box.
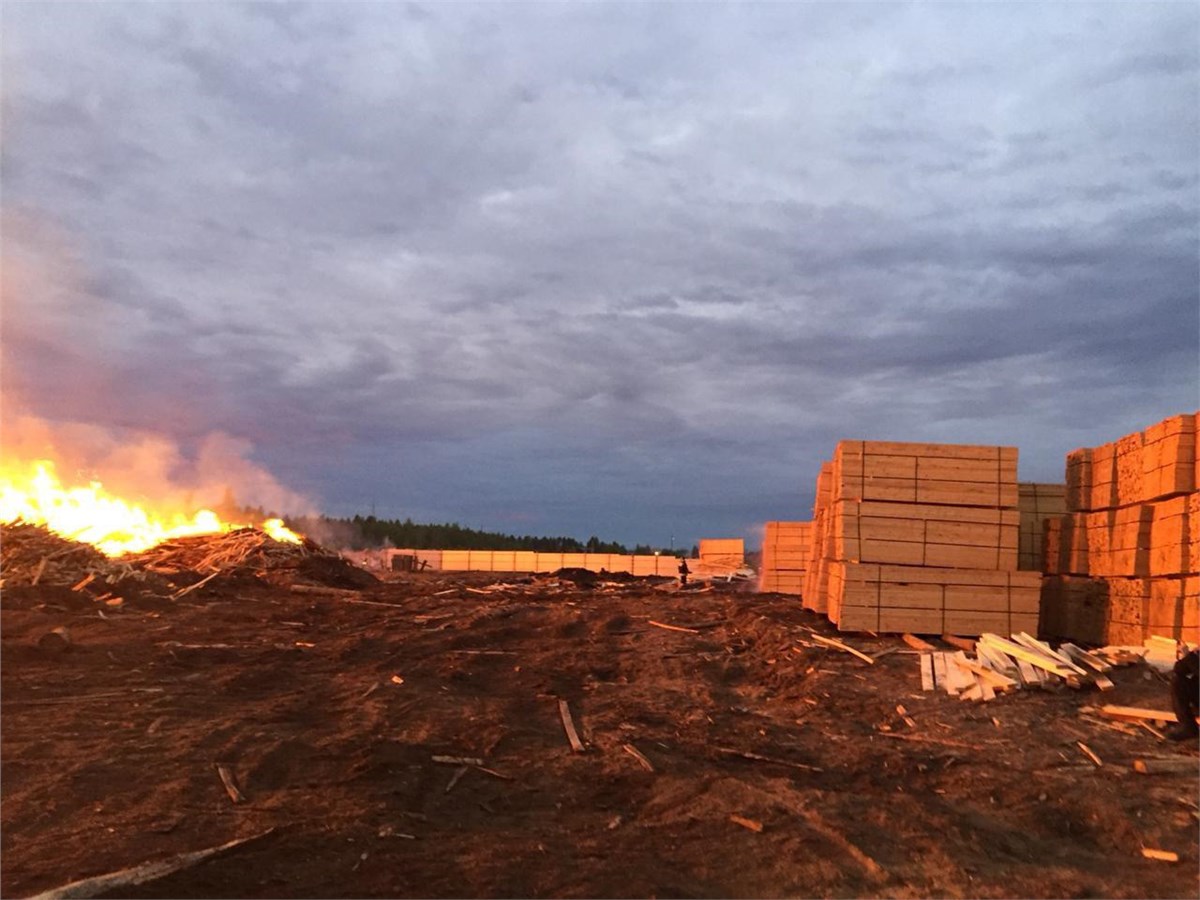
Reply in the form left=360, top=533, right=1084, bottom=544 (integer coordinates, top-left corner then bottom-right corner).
left=1, top=521, right=374, bottom=598
left=913, top=630, right=1161, bottom=701
left=0, top=520, right=115, bottom=588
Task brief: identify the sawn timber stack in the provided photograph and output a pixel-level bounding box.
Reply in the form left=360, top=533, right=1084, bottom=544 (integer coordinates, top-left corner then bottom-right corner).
left=808, top=440, right=1036, bottom=635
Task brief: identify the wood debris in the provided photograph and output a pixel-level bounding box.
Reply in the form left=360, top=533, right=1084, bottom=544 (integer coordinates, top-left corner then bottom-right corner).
left=216, top=765, right=245, bottom=803
left=1076, top=741, right=1103, bottom=767
left=729, top=814, right=763, bottom=833
left=25, top=828, right=275, bottom=900
left=622, top=743, right=655, bottom=772
left=647, top=620, right=701, bottom=634
left=809, top=633, right=875, bottom=664
left=913, top=631, right=1143, bottom=702
left=1132, top=758, right=1197, bottom=775
left=713, top=746, right=823, bottom=772
left=1141, top=847, right=1179, bottom=862
left=558, top=699, right=585, bottom=753
left=1094, top=705, right=1178, bottom=724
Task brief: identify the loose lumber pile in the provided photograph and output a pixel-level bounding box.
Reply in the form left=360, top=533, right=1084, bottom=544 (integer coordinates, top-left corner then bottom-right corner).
left=758, top=521, right=812, bottom=595
left=1018, top=483, right=1067, bottom=571
left=1042, top=412, right=1199, bottom=645
left=917, top=631, right=1135, bottom=701
left=805, top=440, right=1035, bottom=635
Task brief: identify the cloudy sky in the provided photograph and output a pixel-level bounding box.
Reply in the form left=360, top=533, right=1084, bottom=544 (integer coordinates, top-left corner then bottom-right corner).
left=2, top=2, right=1197, bottom=548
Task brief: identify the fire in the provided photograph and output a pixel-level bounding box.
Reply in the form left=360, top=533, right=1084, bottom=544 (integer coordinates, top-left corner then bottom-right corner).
left=0, top=458, right=302, bottom=556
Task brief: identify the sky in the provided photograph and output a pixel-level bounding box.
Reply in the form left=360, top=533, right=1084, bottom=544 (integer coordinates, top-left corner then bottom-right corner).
left=1, top=1, right=1197, bottom=550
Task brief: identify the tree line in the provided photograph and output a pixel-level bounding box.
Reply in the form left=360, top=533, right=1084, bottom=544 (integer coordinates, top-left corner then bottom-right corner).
left=284, top=513, right=690, bottom=557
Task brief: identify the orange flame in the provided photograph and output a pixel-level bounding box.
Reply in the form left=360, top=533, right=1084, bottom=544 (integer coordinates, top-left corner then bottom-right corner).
left=0, top=458, right=302, bottom=556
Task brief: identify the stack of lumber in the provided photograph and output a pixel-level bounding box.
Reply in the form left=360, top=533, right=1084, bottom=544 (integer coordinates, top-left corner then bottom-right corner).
left=1042, top=412, right=1199, bottom=645
left=433, top=550, right=684, bottom=577
left=697, top=539, right=745, bottom=575
left=803, top=462, right=835, bottom=612
left=1018, top=483, right=1067, bottom=571
left=808, top=440, right=1038, bottom=635
left=917, top=631, right=1129, bottom=701
left=758, top=521, right=812, bottom=594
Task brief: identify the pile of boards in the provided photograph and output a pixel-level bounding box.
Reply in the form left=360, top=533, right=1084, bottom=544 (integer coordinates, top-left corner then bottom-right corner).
left=695, top=539, right=746, bottom=578
left=916, top=631, right=1142, bottom=701
left=803, top=440, right=1040, bottom=635
left=758, top=522, right=812, bottom=594
left=1042, top=412, right=1199, bottom=645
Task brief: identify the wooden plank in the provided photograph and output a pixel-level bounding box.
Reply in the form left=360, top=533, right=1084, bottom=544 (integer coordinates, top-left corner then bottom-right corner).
left=558, top=699, right=585, bottom=752
left=978, top=634, right=1075, bottom=677
left=954, top=656, right=1018, bottom=690
left=903, top=633, right=939, bottom=652
left=1097, top=705, right=1178, bottom=724
left=920, top=653, right=935, bottom=691
left=1012, top=633, right=1089, bottom=676
left=932, top=653, right=948, bottom=689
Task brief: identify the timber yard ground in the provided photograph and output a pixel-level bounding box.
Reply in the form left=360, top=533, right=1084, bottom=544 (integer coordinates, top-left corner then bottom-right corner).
left=2, top=567, right=1198, bottom=899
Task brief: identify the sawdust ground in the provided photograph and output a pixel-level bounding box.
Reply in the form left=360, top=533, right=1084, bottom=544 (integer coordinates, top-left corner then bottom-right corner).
left=2, top=571, right=1197, bottom=898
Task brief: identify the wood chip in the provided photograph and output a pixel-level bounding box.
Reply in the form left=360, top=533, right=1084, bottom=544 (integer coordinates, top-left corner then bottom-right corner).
left=729, top=814, right=763, bottom=833
left=558, top=699, right=585, bottom=752
left=1141, top=847, right=1179, bottom=862
left=432, top=755, right=485, bottom=766
left=444, top=765, right=468, bottom=793
left=70, top=573, right=95, bottom=592
left=648, top=620, right=701, bottom=634
left=1076, top=741, right=1103, bottom=767
left=622, top=743, right=655, bottom=772
left=809, top=633, right=875, bottom=664
left=216, top=764, right=245, bottom=803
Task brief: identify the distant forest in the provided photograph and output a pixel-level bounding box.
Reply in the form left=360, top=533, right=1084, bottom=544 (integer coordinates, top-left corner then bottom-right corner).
left=285, top=513, right=691, bottom=557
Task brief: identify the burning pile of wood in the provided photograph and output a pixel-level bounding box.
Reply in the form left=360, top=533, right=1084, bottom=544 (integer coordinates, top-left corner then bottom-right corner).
left=1, top=519, right=114, bottom=587
left=1, top=521, right=373, bottom=596
left=125, top=528, right=325, bottom=575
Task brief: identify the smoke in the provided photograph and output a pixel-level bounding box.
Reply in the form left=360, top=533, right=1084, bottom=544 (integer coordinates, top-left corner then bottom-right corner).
left=0, top=410, right=314, bottom=517
left=1, top=209, right=314, bottom=520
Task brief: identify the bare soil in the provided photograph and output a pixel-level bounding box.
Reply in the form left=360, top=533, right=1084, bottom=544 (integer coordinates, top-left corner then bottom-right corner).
left=2, top=571, right=1197, bottom=898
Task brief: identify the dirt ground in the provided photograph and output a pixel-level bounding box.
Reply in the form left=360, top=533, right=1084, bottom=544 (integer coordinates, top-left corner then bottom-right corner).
left=2, top=569, right=1198, bottom=899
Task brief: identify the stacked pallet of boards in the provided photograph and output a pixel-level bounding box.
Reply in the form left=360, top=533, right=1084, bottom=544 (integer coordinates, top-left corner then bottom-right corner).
left=806, top=440, right=1039, bottom=636
left=1041, top=412, right=1199, bottom=645
left=758, top=521, right=812, bottom=594
left=695, top=539, right=745, bottom=577
left=1018, top=483, right=1067, bottom=571
left=802, top=462, right=835, bottom=613
left=413, top=550, right=685, bottom=576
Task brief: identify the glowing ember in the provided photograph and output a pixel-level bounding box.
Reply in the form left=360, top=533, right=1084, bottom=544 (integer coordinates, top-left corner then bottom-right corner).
left=0, top=459, right=302, bottom=556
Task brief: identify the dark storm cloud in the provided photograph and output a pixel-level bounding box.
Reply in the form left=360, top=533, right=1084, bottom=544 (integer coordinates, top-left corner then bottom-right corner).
left=2, top=1, right=1197, bottom=545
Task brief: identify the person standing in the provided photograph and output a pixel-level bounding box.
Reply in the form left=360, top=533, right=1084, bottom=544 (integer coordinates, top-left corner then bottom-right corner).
left=678, top=558, right=690, bottom=587
left=1166, top=648, right=1199, bottom=741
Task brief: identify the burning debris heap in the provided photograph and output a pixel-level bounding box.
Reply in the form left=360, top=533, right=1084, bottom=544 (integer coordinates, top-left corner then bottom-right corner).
left=0, top=520, right=374, bottom=600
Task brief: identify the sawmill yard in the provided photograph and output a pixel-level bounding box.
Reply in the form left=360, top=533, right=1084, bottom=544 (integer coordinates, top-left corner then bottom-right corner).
left=2, top=541, right=1197, bottom=899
